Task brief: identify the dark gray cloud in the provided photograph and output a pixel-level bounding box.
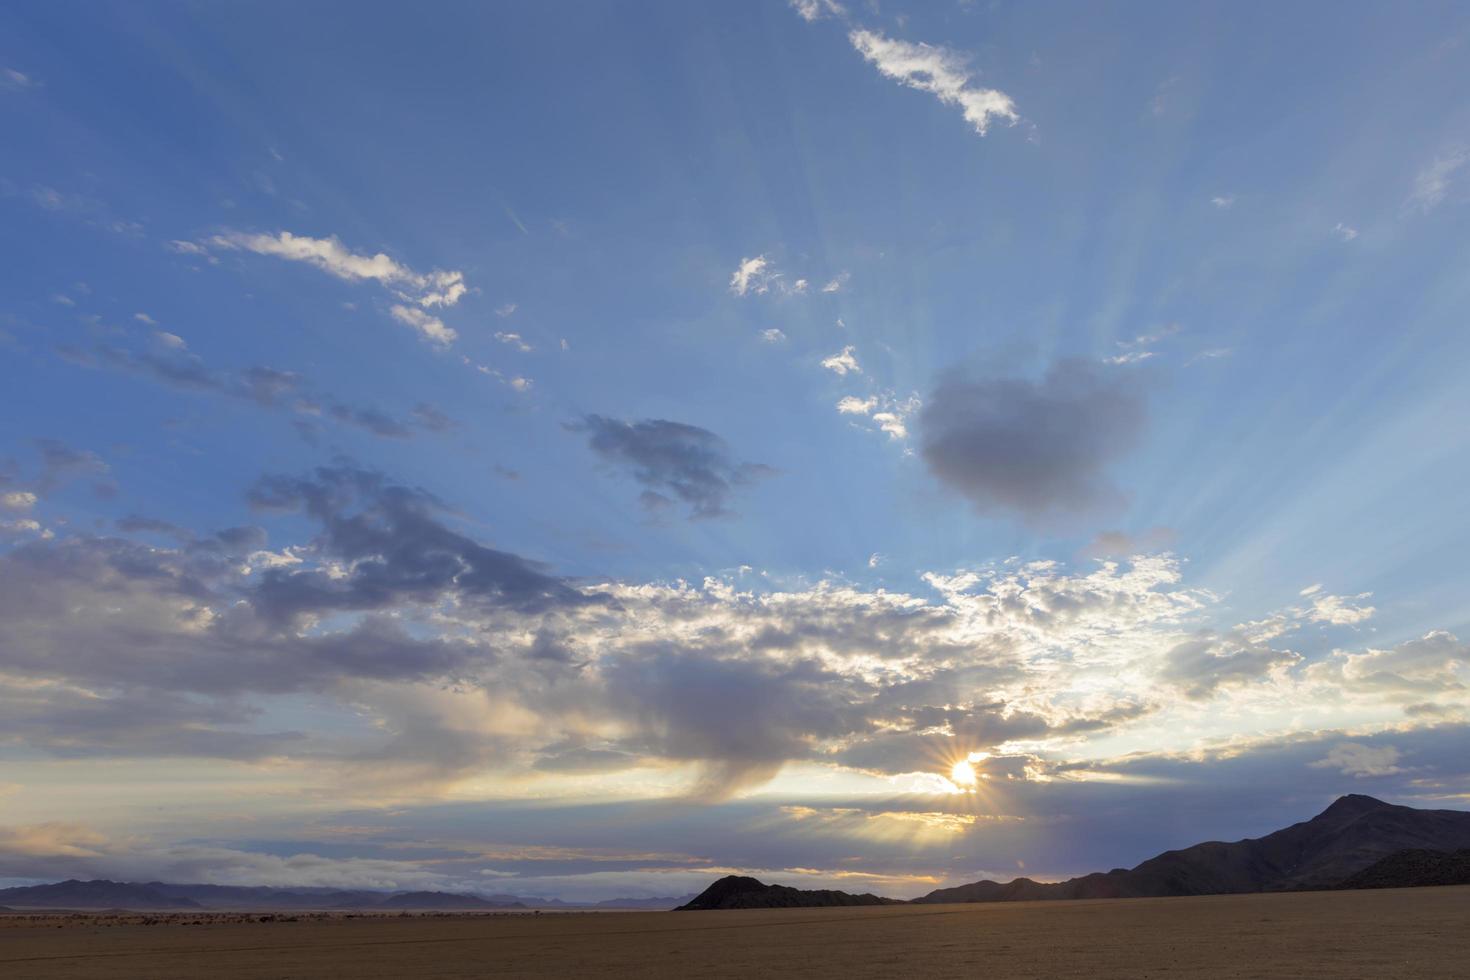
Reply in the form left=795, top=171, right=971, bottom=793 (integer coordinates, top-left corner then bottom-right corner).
left=920, top=359, right=1147, bottom=524
left=569, top=415, right=776, bottom=519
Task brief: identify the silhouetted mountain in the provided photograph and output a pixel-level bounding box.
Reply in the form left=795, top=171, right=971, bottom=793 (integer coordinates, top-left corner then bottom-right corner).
left=676, top=875, right=899, bottom=910
left=378, top=891, right=518, bottom=909
left=0, top=880, right=202, bottom=909
left=917, top=795, right=1470, bottom=904
left=1335, top=848, right=1470, bottom=889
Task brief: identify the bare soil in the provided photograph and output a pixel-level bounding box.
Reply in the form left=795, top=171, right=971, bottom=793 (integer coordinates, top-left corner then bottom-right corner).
left=1, top=885, right=1467, bottom=978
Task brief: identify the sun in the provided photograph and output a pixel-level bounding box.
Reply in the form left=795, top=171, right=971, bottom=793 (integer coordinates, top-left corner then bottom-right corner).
left=950, top=759, right=979, bottom=788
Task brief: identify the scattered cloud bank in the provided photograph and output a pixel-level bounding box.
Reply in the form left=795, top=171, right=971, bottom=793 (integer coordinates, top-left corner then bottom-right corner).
left=847, top=29, right=1018, bottom=136
left=569, top=417, right=777, bottom=519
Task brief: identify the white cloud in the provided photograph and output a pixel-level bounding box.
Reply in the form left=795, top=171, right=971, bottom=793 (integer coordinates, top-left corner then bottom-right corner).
left=822, top=272, right=850, bottom=293
left=154, top=331, right=187, bottom=349
left=867, top=553, right=882, bottom=568
left=1309, top=592, right=1374, bottom=626
left=166, top=240, right=209, bottom=256
left=560, top=338, right=570, bottom=351
left=1, top=491, right=37, bottom=512
left=509, top=376, right=533, bottom=392
left=760, top=328, right=788, bottom=344
left=1332, top=222, right=1358, bottom=241
left=837, top=395, right=877, bottom=414
left=389, top=305, right=457, bottom=346
left=791, top=278, right=810, bottom=294
left=50, top=294, right=74, bottom=307
left=821, top=345, right=861, bottom=375
left=1186, top=348, right=1232, bottom=365
left=206, top=230, right=468, bottom=317
left=1409, top=150, right=1469, bottom=213
left=848, top=29, right=1018, bottom=136
left=495, top=303, right=518, bottom=318
left=730, top=255, right=775, bottom=296
left=1299, top=583, right=1323, bottom=596
left=790, top=0, right=845, bottom=22
left=495, top=331, right=533, bottom=352
left=1210, top=195, right=1235, bottom=209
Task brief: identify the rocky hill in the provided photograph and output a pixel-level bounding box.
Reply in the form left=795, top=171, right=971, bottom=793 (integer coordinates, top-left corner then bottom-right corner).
left=1335, top=848, right=1470, bottom=889
left=676, top=875, right=899, bottom=910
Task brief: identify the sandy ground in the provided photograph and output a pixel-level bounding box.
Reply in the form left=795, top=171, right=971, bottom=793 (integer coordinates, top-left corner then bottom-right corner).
left=1, top=885, right=1467, bottom=979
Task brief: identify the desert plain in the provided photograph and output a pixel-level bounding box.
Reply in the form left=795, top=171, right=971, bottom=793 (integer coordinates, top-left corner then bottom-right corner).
left=1, top=884, right=1467, bottom=979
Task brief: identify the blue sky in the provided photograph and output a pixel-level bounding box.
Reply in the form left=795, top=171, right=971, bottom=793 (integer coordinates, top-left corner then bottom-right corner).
left=2, top=0, right=1469, bottom=900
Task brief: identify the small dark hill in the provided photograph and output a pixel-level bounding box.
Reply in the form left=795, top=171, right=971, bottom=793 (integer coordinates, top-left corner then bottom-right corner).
left=0, top=880, right=202, bottom=910
left=917, top=795, right=1470, bottom=904
left=676, top=875, right=898, bottom=910
left=377, top=891, right=509, bottom=909
left=1336, top=849, right=1470, bottom=889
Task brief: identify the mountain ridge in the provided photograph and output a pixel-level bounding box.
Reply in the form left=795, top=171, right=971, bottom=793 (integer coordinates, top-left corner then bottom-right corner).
left=916, top=794, right=1470, bottom=903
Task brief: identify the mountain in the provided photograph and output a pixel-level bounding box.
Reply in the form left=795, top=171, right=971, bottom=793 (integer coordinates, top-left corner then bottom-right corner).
left=377, top=891, right=518, bottom=909
left=676, top=875, right=899, bottom=910
left=0, top=880, right=203, bottom=910
left=916, top=795, right=1470, bottom=904
left=1336, top=849, right=1470, bottom=890
left=143, top=883, right=388, bottom=909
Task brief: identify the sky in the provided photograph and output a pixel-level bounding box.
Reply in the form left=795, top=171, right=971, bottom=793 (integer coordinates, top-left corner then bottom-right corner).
left=2, top=0, right=1469, bottom=902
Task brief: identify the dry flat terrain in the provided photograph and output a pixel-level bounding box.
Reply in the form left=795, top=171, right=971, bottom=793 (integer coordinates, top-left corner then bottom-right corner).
left=2, top=886, right=1467, bottom=979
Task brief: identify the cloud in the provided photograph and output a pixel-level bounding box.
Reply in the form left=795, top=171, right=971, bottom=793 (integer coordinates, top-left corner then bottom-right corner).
left=837, top=395, right=877, bottom=414
left=1333, top=222, right=1359, bottom=241
left=569, top=416, right=776, bottom=519
left=790, top=0, right=845, bottom=22
left=1160, top=631, right=1300, bottom=699
left=821, top=345, right=861, bottom=375
left=203, top=230, right=468, bottom=343
left=760, top=328, right=788, bottom=344
left=1210, top=195, right=1235, bottom=209
left=919, top=359, right=1147, bottom=523
left=59, top=338, right=450, bottom=441
left=822, top=272, right=850, bottom=293
left=847, top=29, right=1018, bottom=136
left=730, top=255, right=774, bottom=297
left=1083, top=527, right=1176, bottom=558
left=1308, top=592, right=1375, bottom=626
left=495, top=303, right=517, bottom=318
left=389, top=305, right=457, bottom=346
left=1310, top=743, right=1404, bottom=778
left=494, top=331, right=533, bottom=352
left=0, top=491, right=37, bottom=512
left=1408, top=149, right=1467, bottom=212
left=1, top=67, right=37, bottom=91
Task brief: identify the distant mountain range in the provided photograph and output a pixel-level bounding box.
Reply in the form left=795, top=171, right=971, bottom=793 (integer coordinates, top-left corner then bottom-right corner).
left=8, top=795, right=1466, bottom=914
left=676, top=875, right=899, bottom=910
left=0, top=879, right=694, bottom=912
